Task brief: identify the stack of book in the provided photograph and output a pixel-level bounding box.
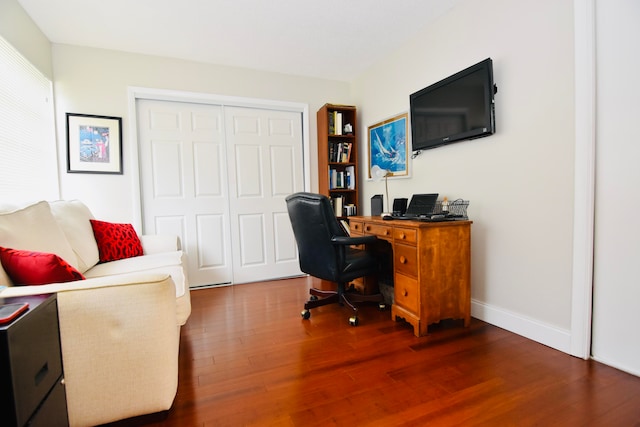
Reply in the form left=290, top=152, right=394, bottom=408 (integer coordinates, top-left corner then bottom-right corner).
left=328, top=165, right=355, bottom=189
left=329, top=142, right=352, bottom=163
left=330, top=198, right=357, bottom=218
left=328, top=111, right=343, bottom=135
left=344, top=204, right=357, bottom=216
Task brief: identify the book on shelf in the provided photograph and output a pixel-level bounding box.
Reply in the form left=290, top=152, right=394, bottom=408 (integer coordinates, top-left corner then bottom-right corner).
left=329, top=167, right=349, bottom=189
left=328, top=111, right=343, bottom=135
left=328, top=111, right=335, bottom=135
left=343, top=142, right=352, bottom=162
left=344, top=204, right=357, bottom=216
left=332, top=195, right=344, bottom=217
left=329, top=142, right=352, bottom=163
left=345, top=165, right=355, bottom=189
left=334, top=111, right=343, bottom=135
left=340, top=219, right=351, bottom=235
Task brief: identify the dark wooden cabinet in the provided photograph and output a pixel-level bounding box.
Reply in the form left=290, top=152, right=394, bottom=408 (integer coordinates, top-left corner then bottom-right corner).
left=317, top=104, right=359, bottom=218
left=0, top=293, right=68, bottom=427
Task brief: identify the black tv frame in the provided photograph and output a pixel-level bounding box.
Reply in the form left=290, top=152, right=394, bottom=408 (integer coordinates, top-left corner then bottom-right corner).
left=410, top=58, right=496, bottom=153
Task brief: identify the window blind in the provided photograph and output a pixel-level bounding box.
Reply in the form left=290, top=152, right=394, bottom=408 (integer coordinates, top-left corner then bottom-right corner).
left=0, top=35, right=58, bottom=204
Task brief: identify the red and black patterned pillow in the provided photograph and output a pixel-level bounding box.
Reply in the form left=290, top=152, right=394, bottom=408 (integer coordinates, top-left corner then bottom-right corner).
left=90, top=219, right=144, bottom=263
left=0, top=247, right=86, bottom=285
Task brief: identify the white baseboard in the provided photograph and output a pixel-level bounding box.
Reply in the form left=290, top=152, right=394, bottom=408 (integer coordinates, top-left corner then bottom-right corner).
left=471, top=299, right=572, bottom=355
left=590, top=355, right=640, bottom=378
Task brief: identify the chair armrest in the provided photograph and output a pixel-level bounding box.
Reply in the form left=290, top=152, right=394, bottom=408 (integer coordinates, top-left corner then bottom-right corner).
left=331, top=235, right=378, bottom=246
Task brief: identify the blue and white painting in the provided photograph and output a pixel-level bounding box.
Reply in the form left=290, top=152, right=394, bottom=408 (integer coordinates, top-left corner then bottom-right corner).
left=368, top=113, right=408, bottom=177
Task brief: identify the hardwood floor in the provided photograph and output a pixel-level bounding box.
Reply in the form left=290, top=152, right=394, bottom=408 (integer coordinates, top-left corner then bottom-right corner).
left=117, top=277, right=640, bottom=426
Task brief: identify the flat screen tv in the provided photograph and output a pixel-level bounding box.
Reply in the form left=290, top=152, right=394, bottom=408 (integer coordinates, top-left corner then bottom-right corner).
left=410, top=58, right=496, bottom=152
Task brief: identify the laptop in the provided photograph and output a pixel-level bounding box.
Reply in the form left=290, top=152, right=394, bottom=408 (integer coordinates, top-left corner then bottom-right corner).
left=392, top=193, right=439, bottom=219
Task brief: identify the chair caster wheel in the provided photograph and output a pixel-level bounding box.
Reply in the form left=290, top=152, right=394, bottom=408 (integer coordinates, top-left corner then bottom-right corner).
left=309, top=295, right=318, bottom=301
left=378, top=303, right=386, bottom=310
left=301, top=309, right=310, bottom=319
left=349, top=316, right=359, bottom=326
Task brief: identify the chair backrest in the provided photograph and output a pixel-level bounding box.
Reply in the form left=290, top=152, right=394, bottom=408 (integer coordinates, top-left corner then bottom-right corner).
left=285, top=192, right=346, bottom=281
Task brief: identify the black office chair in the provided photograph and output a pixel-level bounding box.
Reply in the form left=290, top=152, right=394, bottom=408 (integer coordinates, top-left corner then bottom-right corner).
left=285, top=192, right=385, bottom=326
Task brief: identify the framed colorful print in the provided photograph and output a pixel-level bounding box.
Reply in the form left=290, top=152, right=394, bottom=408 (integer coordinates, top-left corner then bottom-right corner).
left=66, top=113, right=123, bottom=174
left=368, top=112, right=409, bottom=178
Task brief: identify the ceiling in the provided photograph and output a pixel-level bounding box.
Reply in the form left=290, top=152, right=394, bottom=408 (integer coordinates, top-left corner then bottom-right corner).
left=18, top=0, right=462, bottom=82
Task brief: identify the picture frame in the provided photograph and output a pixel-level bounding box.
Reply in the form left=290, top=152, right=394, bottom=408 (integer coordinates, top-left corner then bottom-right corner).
left=368, top=112, right=409, bottom=178
left=66, top=113, right=123, bottom=174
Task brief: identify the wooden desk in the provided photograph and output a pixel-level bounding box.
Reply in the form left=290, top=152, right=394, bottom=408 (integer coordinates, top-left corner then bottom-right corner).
left=349, top=216, right=471, bottom=337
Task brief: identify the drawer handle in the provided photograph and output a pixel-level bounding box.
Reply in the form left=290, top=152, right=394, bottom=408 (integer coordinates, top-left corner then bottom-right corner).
left=35, top=362, right=49, bottom=385
left=403, top=289, right=408, bottom=297
left=400, top=256, right=407, bottom=264
left=384, top=229, right=389, bottom=235
left=400, top=232, right=406, bottom=239
left=365, top=226, right=371, bottom=232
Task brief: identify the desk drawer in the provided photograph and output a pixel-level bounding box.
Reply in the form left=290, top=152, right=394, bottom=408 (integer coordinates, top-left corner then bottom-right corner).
left=394, top=274, right=419, bottom=314
left=363, top=223, right=393, bottom=239
left=394, top=227, right=417, bottom=245
left=394, top=243, right=418, bottom=277
left=350, top=220, right=364, bottom=235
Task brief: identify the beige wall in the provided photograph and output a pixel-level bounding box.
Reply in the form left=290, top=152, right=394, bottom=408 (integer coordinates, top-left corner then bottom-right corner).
left=0, top=0, right=52, bottom=78
left=52, top=44, right=350, bottom=222
left=352, top=0, right=576, bottom=345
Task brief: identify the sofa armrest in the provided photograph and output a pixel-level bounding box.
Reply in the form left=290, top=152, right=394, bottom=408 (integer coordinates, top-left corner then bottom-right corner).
left=0, top=272, right=175, bottom=298
left=0, top=273, right=181, bottom=426
left=140, top=234, right=181, bottom=254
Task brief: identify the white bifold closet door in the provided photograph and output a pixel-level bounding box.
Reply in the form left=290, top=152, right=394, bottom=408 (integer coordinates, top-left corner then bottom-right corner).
left=137, top=99, right=303, bottom=287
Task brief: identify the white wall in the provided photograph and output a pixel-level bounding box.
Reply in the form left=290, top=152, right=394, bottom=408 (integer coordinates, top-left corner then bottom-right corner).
left=591, top=0, right=640, bottom=375
left=352, top=0, right=576, bottom=350
left=52, top=44, right=350, bottom=222
left=0, top=0, right=52, bottom=78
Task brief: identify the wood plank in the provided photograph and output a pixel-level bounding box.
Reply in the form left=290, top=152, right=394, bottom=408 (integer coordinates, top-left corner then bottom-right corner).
left=104, top=277, right=640, bottom=427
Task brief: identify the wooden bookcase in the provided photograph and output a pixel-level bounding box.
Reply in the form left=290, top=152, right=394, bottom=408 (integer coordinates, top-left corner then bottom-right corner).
left=317, top=104, right=359, bottom=218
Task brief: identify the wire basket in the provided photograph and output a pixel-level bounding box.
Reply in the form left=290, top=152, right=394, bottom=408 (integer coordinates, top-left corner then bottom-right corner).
left=434, top=199, right=469, bottom=218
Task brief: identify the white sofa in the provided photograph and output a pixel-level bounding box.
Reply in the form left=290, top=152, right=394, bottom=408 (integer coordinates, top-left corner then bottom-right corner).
left=0, top=200, right=191, bottom=427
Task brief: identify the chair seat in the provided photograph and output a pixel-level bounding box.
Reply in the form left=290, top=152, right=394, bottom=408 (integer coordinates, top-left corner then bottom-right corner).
left=342, top=248, right=377, bottom=279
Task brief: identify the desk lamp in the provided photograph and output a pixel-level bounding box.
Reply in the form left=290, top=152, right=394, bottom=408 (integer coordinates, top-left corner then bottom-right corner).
left=371, top=165, right=391, bottom=217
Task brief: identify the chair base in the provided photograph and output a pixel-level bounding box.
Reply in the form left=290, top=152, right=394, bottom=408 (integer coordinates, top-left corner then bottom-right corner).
left=301, top=282, right=385, bottom=325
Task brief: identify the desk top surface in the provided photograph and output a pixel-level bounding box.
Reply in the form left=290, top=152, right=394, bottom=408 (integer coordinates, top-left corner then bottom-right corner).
left=349, top=216, right=472, bottom=227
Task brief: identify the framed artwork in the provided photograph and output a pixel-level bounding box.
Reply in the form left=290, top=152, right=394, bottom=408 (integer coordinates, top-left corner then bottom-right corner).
left=368, top=112, right=409, bottom=178
left=66, top=113, right=123, bottom=174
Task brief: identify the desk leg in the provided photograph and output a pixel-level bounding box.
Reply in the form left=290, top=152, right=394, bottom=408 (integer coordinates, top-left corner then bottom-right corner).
left=418, top=321, right=428, bottom=337
left=392, top=305, right=426, bottom=337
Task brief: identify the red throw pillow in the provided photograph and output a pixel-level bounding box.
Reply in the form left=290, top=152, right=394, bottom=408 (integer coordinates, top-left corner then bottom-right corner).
left=90, top=219, right=144, bottom=263
left=0, top=247, right=85, bottom=285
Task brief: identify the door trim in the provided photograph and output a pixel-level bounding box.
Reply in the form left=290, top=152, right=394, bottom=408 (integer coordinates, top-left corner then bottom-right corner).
left=127, top=86, right=311, bottom=231
left=571, top=0, right=596, bottom=359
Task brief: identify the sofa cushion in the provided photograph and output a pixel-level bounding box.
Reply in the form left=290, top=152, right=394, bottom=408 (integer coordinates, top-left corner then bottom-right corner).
left=0, top=247, right=85, bottom=285
left=0, top=201, right=79, bottom=286
left=84, top=251, right=187, bottom=298
left=49, top=200, right=100, bottom=273
left=90, top=219, right=144, bottom=263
